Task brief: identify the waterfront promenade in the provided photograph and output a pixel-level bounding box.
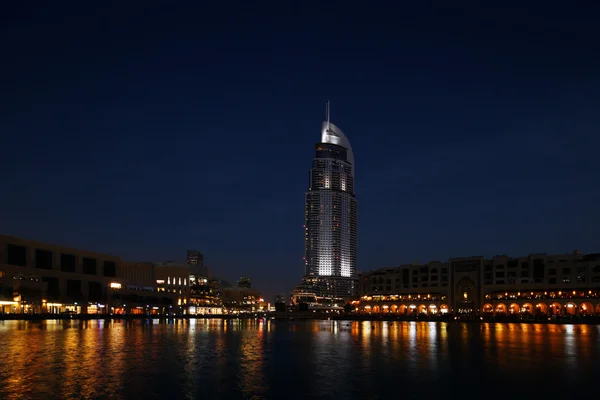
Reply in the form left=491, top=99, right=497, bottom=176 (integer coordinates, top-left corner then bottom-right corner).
left=3, top=312, right=600, bottom=325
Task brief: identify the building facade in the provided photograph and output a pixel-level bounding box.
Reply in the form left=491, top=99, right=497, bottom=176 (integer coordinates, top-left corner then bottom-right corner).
left=296, top=104, right=358, bottom=301
left=237, top=276, right=251, bottom=288
left=357, top=250, right=600, bottom=318
left=187, top=250, right=204, bottom=267
left=222, top=287, right=262, bottom=313
left=0, top=235, right=186, bottom=315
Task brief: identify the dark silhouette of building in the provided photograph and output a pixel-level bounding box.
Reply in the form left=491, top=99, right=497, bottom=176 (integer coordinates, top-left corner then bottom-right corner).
left=237, top=276, right=251, bottom=288
left=187, top=250, right=204, bottom=266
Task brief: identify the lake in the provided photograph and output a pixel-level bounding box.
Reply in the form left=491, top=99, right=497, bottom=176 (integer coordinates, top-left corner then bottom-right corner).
left=0, top=319, right=598, bottom=399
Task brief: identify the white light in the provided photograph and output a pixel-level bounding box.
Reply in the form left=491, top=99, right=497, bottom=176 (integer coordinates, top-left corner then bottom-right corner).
left=109, top=283, right=122, bottom=289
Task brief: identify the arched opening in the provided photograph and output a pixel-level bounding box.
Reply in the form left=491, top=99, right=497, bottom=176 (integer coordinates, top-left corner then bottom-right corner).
left=363, top=305, right=372, bottom=313
left=399, top=304, right=408, bottom=315
left=408, top=304, right=417, bottom=314
left=535, top=303, right=548, bottom=315
left=382, top=305, right=389, bottom=313
left=495, top=303, right=507, bottom=314
left=418, top=304, right=428, bottom=314
left=439, top=304, right=449, bottom=314
left=565, top=302, right=577, bottom=316
left=579, top=302, right=594, bottom=316
left=482, top=303, right=493, bottom=314
left=509, top=303, right=520, bottom=314
left=428, top=304, right=438, bottom=314
left=549, top=302, right=561, bottom=315
left=372, top=305, right=381, bottom=313
left=456, top=277, right=476, bottom=314
left=521, top=303, right=534, bottom=314
left=596, top=304, right=600, bottom=315
left=390, top=304, right=398, bottom=313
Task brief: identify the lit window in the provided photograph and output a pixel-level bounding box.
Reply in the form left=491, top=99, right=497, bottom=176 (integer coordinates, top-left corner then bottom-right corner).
left=109, top=283, right=122, bottom=289
left=168, top=277, right=171, bottom=285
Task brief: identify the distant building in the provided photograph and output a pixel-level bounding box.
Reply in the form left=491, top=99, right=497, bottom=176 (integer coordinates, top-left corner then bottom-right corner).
left=222, top=287, right=261, bottom=313
left=275, top=294, right=286, bottom=304
left=237, top=276, right=251, bottom=288
left=188, top=274, right=223, bottom=315
left=187, top=250, right=204, bottom=267
left=357, top=250, right=600, bottom=318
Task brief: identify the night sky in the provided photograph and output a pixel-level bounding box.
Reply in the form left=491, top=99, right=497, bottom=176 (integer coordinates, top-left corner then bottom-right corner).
left=2, top=1, right=600, bottom=301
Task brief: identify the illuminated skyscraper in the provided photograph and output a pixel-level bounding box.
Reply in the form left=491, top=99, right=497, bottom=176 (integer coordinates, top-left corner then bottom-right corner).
left=299, top=102, right=358, bottom=300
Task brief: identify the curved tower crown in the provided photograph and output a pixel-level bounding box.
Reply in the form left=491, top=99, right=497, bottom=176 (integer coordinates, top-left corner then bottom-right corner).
left=321, top=121, right=355, bottom=174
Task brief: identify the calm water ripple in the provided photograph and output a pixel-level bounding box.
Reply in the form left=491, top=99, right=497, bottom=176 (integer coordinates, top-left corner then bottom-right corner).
left=0, top=319, right=598, bottom=399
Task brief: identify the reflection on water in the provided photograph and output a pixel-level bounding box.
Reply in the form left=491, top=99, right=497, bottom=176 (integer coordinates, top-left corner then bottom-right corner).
left=0, top=319, right=598, bottom=399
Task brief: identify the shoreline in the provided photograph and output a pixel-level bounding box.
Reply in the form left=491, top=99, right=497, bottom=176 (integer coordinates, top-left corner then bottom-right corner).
left=1, top=313, right=599, bottom=325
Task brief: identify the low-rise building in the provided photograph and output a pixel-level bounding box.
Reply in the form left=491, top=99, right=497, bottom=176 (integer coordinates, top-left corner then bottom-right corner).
left=222, top=287, right=261, bottom=313
left=0, top=235, right=187, bottom=315
left=358, top=250, right=600, bottom=318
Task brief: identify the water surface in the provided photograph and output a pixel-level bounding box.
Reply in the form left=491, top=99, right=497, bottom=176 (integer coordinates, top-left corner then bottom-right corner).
left=0, top=319, right=598, bottom=399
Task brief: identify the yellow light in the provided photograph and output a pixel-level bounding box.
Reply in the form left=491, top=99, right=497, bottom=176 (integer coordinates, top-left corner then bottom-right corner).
left=156, top=280, right=165, bottom=284
left=110, top=282, right=122, bottom=289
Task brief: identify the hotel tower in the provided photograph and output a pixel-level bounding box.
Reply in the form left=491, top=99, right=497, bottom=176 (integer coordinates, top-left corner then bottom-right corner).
left=296, top=102, right=358, bottom=302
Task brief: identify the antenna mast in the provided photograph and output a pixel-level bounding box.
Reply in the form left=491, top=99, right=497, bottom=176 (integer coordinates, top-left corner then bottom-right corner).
left=326, top=100, right=331, bottom=130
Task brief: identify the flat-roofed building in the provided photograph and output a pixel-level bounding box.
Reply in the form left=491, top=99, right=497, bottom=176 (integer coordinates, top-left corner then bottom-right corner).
left=0, top=234, right=188, bottom=315
left=358, top=250, right=600, bottom=319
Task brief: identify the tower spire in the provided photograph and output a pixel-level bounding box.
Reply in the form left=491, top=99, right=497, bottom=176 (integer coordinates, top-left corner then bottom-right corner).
left=326, top=100, right=331, bottom=130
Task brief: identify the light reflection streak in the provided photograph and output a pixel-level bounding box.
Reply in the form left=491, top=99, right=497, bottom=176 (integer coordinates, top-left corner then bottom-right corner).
left=237, top=320, right=267, bottom=399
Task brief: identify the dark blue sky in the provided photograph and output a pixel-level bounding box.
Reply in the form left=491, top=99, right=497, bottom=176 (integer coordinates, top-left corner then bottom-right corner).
left=2, top=1, right=600, bottom=300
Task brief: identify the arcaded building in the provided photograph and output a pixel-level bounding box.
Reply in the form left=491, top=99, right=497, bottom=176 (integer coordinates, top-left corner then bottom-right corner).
left=358, top=250, right=600, bottom=317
